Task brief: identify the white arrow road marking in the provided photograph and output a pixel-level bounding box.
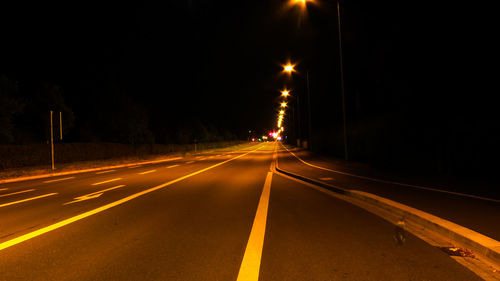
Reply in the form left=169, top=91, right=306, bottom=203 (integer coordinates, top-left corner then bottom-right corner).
left=63, top=185, right=125, bottom=205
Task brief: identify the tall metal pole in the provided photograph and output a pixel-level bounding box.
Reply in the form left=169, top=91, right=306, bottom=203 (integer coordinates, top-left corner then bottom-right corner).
left=59, top=111, right=63, bottom=140
left=337, top=0, right=348, bottom=160
left=296, top=94, right=302, bottom=148
left=50, top=111, right=55, bottom=170
left=306, top=70, right=312, bottom=151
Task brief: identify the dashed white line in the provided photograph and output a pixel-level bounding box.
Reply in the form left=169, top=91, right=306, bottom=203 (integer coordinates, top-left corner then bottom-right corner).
left=91, top=178, right=122, bottom=186
left=167, top=165, right=179, bottom=168
left=43, top=177, right=75, bottom=183
left=139, top=170, right=156, bottom=175
left=185, top=161, right=195, bottom=164
left=96, top=170, right=116, bottom=174
left=0, top=193, right=58, bottom=208
left=0, top=189, right=36, bottom=198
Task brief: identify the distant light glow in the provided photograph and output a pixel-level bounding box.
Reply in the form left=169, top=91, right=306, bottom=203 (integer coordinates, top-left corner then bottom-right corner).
left=277, top=136, right=282, bottom=141
left=281, top=90, right=290, bottom=97
left=283, top=63, right=296, bottom=74
left=281, top=102, right=287, bottom=107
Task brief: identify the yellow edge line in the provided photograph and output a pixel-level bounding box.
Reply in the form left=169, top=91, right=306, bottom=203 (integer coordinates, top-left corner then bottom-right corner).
left=0, top=193, right=58, bottom=208
left=91, top=178, right=122, bottom=186
left=0, top=189, right=36, bottom=198
left=279, top=143, right=500, bottom=203
left=43, top=177, right=75, bottom=183
left=237, top=171, right=273, bottom=281
left=0, top=145, right=264, bottom=252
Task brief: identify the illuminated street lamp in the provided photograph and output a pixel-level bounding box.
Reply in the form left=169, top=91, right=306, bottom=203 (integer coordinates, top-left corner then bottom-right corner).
left=281, top=89, right=290, bottom=97
left=279, top=110, right=285, bottom=115
left=282, top=62, right=296, bottom=74
left=280, top=102, right=287, bottom=108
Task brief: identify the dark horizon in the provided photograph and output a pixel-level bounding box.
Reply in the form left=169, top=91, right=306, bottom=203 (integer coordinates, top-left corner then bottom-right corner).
left=1, top=1, right=498, bottom=177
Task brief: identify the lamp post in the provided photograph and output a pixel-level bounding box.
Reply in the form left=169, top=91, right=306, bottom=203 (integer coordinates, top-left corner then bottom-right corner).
left=286, top=0, right=348, bottom=159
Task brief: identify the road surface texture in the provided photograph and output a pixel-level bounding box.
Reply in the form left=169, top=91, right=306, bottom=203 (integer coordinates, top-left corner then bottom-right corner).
left=277, top=143, right=500, bottom=242
left=0, top=142, right=483, bottom=280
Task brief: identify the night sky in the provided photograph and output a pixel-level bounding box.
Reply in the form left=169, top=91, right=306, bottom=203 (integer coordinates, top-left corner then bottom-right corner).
left=1, top=1, right=498, bottom=176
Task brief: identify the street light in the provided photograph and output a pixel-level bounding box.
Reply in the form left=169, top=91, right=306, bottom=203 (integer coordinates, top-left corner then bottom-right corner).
left=282, top=62, right=296, bottom=74
left=281, top=102, right=287, bottom=107
left=281, top=89, right=290, bottom=97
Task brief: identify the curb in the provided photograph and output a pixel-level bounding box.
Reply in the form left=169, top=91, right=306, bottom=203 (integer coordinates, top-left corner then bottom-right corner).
left=274, top=164, right=500, bottom=267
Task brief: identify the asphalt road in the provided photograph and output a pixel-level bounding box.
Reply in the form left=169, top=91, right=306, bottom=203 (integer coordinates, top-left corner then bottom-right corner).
left=0, top=142, right=482, bottom=280
left=277, top=144, right=500, bottom=242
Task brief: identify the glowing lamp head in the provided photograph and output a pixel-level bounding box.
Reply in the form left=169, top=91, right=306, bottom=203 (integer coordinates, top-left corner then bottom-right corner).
left=284, top=64, right=294, bottom=73
left=281, top=90, right=290, bottom=97
left=281, top=102, right=287, bottom=108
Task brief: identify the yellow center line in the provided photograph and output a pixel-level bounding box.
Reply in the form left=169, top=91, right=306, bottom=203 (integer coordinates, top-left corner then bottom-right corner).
left=167, top=164, right=179, bottom=168
left=91, top=178, right=122, bottom=186
left=237, top=171, right=273, bottom=281
left=0, top=193, right=58, bottom=208
left=138, top=170, right=156, bottom=175
left=0, top=189, right=36, bottom=198
left=96, top=169, right=116, bottom=174
left=43, top=177, right=75, bottom=183
left=0, top=145, right=264, bottom=252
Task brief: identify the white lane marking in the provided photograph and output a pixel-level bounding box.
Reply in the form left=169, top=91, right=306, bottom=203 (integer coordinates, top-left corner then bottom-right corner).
left=139, top=170, right=156, bottom=175
left=96, top=170, right=116, bottom=174
left=0, top=145, right=264, bottom=252
left=319, top=177, right=334, bottom=181
left=237, top=171, right=273, bottom=281
left=43, top=177, right=75, bottom=183
left=167, top=165, right=179, bottom=169
left=64, top=185, right=125, bottom=205
left=91, top=178, right=122, bottom=186
left=0, top=188, right=8, bottom=191
left=185, top=161, right=195, bottom=164
left=280, top=143, right=500, bottom=203
left=0, top=189, right=36, bottom=198
left=128, top=165, right=141, bottom=169
left=0, top=193, right=58, bottom=208
left=198, top=158, right=206, bottom=160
